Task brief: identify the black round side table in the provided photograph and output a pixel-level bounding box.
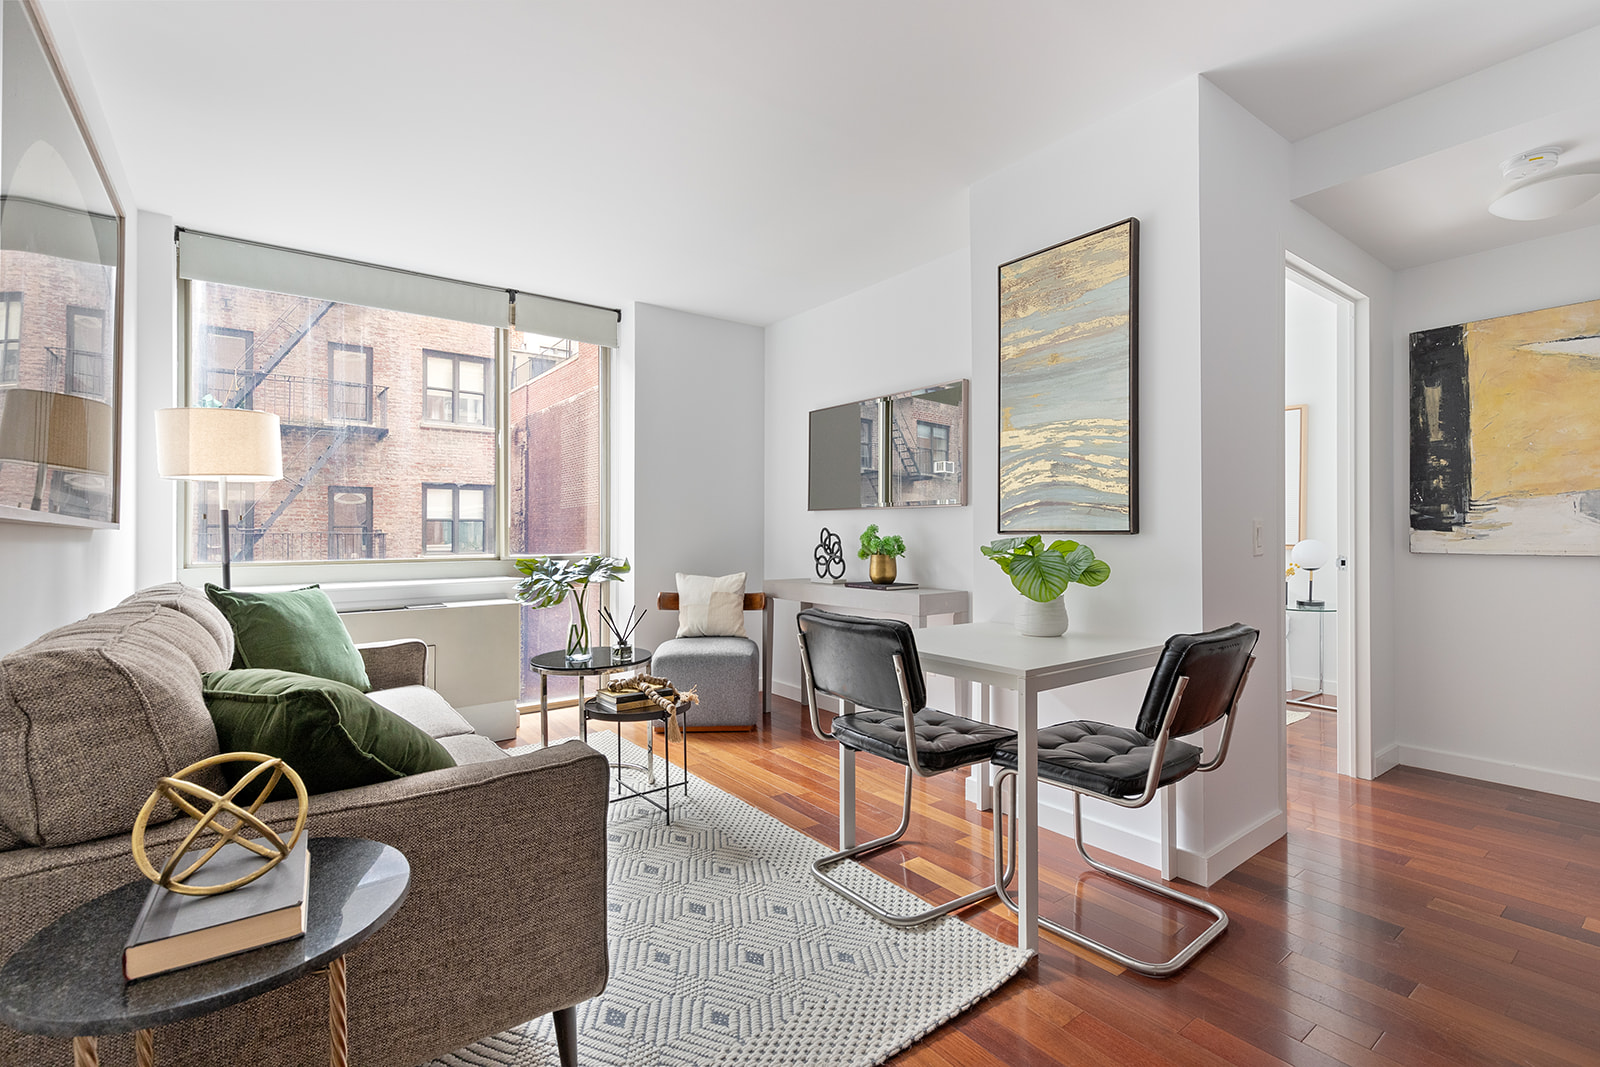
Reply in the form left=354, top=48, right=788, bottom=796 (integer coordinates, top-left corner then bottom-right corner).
left=529, top=645, right=653, bottom=748
left=0, top=837, right=410, bottom=1067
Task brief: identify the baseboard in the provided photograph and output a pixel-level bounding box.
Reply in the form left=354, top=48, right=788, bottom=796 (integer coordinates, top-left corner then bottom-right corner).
left=653, top=724, right=757, bottom=733
left=1174, top=810, right=1287, bottom=887
left=771, top=679, right=805, bottom=705
left=1374, top=743, right=1402, bottom=777
left=1004, top=788, right=1285, bottom=888
left=1393, top=744, right=1600, bottom=803
left=1288, top=676, right=1338, bottom=697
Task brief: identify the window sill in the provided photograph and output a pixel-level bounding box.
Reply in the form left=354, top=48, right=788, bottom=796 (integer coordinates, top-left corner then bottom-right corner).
left=180, top=562, right=520, bottom=611
left=419, top=420, right=496, bottom=434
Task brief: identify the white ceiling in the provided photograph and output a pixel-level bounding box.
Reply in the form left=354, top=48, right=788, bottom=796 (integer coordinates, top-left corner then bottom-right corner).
left=47, top=0, right=1600, bottom=326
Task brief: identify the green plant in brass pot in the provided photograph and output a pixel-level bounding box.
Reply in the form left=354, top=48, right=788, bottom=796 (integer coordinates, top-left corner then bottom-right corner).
left=980, top=536, right=1109, bottom=636
left=857, top=524, right=907, bottom=585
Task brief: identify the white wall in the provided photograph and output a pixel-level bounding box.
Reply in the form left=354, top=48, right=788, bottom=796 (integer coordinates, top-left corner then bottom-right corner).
left=1192, top=80, right=1291, bottom=873
left=0, top=7, right=142, bottom=654
left=1391, top=222, right=1600, bottom=800
left=967, top=82, right=1206, bottom=878
left=959, top=77, right=1288, bottom=881
left=625, top=303, right=765, bottom=654
left=1285, top=278, right=1339, bottom=691
left=763, top=250, right=974, bottom=700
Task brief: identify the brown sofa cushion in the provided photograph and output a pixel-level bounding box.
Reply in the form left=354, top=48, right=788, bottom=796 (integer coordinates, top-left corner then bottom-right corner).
left=0, top=585, right=229, bottom=848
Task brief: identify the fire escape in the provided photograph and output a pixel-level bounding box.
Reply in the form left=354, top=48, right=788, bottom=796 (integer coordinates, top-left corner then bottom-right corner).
left=204, top=297, right=390, bottom=560
left=889, top=417, right=928, bottom=482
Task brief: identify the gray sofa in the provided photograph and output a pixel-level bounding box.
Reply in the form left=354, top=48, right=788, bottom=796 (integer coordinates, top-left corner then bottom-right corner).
left=0, top=582, right=608, bottom=1066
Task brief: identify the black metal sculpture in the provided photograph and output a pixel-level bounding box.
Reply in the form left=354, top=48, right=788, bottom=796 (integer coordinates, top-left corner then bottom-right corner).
left=814, top=527, right=845, bottom=580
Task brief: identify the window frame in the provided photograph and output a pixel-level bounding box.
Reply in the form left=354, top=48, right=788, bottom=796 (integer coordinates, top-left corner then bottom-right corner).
left=65, top=304, right=106, bottom=399
left=0, top=291, right=21, bottom=384
left=422, top=482, right=494, bottom=556
left=327, top=341, right=374, bottom=422
left=423, top=349, right=493, bottom=428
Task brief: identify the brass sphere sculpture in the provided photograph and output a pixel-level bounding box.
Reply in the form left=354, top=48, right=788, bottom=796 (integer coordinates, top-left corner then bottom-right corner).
left=131, top=752, right=308, bottom=897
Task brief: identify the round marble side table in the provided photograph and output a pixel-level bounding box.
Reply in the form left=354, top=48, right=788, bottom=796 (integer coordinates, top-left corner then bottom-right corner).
left=0, top=837, right=410, bottom=1067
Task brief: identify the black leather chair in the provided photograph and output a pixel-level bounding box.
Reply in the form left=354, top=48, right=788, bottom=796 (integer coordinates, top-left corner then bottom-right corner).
left=796, top=609, right=1016, bottom=927
left=991, top=622, right=1258, bottom=975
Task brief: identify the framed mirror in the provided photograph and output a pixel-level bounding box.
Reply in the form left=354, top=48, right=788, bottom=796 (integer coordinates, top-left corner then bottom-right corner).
left=808, top=380, right=967, bottom=510
left=0, top=0, right=124, bottom=528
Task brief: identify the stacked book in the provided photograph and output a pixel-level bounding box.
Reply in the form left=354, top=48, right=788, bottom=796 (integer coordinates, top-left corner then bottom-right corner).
left=124, top=836, right=310, bottom=980
left=595, top=686, right=656, bottom=712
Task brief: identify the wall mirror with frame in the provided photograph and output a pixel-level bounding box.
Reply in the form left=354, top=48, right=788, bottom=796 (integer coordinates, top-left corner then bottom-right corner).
left=808, top=379, right=968, bottom=510
left=0, top=0, right=124, bottom=528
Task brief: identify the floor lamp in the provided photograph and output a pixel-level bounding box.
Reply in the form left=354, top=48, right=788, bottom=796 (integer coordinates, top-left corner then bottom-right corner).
left=155, top=407, right=283, bottom=589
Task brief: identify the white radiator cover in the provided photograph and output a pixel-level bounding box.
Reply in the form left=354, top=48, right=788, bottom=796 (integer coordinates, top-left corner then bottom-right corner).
left=340, top=599, right=521, bottom=740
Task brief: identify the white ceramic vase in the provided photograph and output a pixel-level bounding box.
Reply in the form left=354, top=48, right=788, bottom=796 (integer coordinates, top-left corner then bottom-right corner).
left=1014, top=594, right=1068, bottom=637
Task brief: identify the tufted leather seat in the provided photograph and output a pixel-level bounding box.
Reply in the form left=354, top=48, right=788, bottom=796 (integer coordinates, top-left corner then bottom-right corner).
left=834, top=708, right=1016, bottom=773
left=992, top=721, right=1203, bottom=798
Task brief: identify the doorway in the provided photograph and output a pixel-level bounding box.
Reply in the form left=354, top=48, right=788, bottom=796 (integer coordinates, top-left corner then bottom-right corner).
left=1284, top=259, right=1368, bottom=779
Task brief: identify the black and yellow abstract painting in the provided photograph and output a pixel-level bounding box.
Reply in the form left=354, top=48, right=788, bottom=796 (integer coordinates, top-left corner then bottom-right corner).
left=1410, top=297, right=1600, bottom=554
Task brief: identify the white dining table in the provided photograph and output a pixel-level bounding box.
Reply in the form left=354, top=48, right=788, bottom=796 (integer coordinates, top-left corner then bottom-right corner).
left=910, top=623, right=1165, bottom=952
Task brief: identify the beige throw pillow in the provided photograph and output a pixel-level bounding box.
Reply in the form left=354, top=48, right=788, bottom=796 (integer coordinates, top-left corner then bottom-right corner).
left=676, top=572, right=748, bottom=638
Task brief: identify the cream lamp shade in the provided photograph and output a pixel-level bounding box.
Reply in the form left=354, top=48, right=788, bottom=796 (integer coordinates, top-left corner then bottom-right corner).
left=0, top=388, right=115, bottom=512
left=155, top=407, right=282, bottom=590
left=154, top=407, right=283, bottom=482
left=1290, top=539, right=1330, bottom=571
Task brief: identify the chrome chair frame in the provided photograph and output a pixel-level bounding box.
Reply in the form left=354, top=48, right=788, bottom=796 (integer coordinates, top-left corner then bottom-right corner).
left=992, top=655, right=1255, bottom=976
left=797, top=630, right=1015, bottom=928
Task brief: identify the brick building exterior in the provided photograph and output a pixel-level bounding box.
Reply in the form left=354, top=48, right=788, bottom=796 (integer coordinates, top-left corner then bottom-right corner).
left=0, top=246, right=119, bottom=521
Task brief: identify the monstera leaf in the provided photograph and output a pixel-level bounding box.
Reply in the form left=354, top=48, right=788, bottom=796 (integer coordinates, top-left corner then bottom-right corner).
left=981, top=536, right=1110, bottom=603
left=514, top=554, right=631, bottom=608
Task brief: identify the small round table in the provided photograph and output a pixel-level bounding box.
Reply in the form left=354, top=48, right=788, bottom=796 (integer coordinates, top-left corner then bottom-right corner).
left=0, top=838, right=410, bottom=1067
left=583, top=696, right=692, bottom=823
left=529, top=645, right=653, bottom=748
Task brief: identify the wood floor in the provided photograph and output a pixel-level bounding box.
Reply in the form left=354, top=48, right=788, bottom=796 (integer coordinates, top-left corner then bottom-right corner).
left=515, top=702, right=1600, bottom=1066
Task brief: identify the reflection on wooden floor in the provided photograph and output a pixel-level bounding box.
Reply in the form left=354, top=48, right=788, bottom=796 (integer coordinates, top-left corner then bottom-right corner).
left=514, top=694, right=1600, bottom=1066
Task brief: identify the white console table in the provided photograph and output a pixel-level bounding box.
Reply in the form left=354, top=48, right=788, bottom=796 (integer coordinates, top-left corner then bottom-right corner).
left=759, top=578, right=970, bottom=718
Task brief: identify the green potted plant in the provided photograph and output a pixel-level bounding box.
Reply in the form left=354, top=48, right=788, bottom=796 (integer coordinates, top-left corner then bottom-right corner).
left=980, top=536, right=1110, bottom=636
left=514, top=553, right=631, bottom=662
left=857, top=524, right=907, bottom=585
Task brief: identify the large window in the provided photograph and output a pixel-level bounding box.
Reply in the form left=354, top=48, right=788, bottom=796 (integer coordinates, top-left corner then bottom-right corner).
left=185, top=281, right=497, bottom=566
left=176, top=232, right=619, bottom=646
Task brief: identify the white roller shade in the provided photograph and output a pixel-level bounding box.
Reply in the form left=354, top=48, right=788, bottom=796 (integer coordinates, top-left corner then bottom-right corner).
left=513, top=291, right=619, bottom=348
left=1, top=197, right=119, bottom=266
left=178, top=229, right=512, bottom=329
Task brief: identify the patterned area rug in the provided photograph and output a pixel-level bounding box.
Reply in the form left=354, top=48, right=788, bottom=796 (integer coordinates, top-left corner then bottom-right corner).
left=424, top=736, right=1031, bottom=1067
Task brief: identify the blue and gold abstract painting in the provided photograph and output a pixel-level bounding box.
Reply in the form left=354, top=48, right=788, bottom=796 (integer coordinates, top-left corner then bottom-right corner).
left=998, top=218, right=1138, bottom=533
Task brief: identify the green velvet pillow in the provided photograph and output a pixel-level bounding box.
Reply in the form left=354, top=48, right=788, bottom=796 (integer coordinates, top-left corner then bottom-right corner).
left=205, top=584, right=371, bottom=692
left=202, top=668, right=454, bottom=798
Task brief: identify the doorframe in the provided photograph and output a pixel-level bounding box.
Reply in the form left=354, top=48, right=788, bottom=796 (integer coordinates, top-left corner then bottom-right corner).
left=1286, top=255, right=1373, bottom=780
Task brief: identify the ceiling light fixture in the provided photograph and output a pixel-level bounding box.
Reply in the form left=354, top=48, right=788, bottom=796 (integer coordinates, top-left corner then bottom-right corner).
left=1489, top=146, right=1600, bottom=221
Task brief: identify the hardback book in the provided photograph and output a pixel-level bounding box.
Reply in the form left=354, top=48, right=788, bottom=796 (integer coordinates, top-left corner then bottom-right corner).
left=124, top=836, right=310, bottom=981
left=597, top=689, right=654, bottom=710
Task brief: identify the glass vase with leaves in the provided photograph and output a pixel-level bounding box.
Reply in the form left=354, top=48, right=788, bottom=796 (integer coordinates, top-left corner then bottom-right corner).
left=514, top=554, right=631, bottom=663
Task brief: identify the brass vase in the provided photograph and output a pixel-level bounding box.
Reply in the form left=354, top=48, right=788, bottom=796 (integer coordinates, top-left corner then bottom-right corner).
left=868, top=554, right=897, bottom=584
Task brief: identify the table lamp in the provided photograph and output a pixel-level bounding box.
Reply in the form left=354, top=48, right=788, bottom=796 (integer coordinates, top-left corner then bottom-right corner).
left=0, top=388, right=113, bottom=512
left=1290, top=538, right=1330, bottom=608
left=155, top=407, right=282, bottom=589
